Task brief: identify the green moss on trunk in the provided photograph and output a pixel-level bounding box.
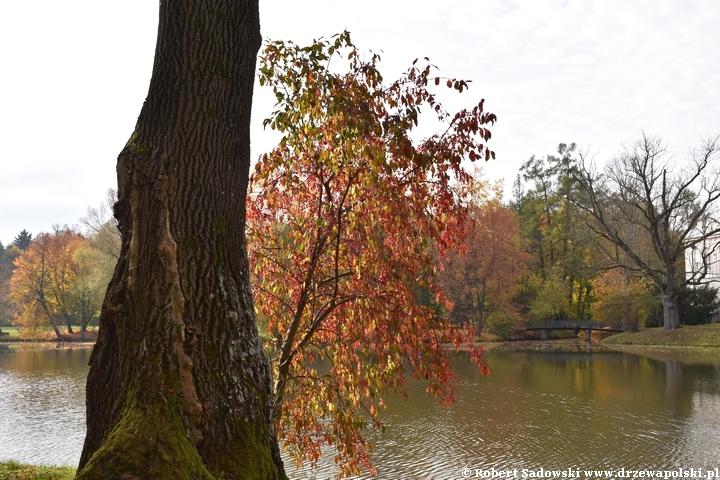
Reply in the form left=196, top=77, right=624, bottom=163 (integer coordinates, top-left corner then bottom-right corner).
left=201, top=417, right=287, bottom=480
left=76, top=386, right=285, bottom=480
left=75, top=393, right=213, bottom=480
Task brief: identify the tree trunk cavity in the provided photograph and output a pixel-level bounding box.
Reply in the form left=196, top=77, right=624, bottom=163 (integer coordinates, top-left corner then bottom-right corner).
left=76, top=2, right=287, bottom=479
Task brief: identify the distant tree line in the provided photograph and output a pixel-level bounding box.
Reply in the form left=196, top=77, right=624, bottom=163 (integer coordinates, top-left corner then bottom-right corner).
left=504, top=134, right=720, bottom=332
left=3, top=136, right=718, bottom=341
left=427, top=135, right=720, bottom=337
left=0, top=190, right=119, bottom=338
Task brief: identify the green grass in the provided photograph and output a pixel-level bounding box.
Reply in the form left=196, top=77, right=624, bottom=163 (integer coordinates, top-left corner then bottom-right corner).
left=602, top=323, right=720, bottom=347
left=0, top=460, right=75, bottom=480
left=0, top=326, right=19, bottom=337
left=0, top=326, right=96, bottom=342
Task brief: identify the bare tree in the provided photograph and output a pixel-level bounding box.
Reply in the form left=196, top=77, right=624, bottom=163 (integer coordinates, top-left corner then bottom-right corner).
left=572, top=133, right=720, bottom=330
left=79, top=188, right=120, bottom=259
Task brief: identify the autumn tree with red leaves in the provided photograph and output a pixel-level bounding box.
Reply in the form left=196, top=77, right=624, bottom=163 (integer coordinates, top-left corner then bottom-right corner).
left=438, top=177, right=529, bottom=337
left=248, top=32, right=494, bottom=476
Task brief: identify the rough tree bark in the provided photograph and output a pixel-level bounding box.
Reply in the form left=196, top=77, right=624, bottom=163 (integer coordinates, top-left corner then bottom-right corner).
left=76, top=2, right=287, bottom=479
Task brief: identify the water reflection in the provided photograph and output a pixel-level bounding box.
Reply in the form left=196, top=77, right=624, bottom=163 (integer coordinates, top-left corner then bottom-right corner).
left=293, top=351, right=720, bottom=479
left=1, top=346, right=719, bottom=479
left=0, top=347, right=90, bottom=467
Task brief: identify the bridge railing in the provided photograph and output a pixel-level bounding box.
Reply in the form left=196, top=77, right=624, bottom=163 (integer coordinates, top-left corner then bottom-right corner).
left=524, top=319, right=625, bottom=331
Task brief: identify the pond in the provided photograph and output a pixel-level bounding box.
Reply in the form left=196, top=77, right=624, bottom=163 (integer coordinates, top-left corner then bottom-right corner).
left=1, top=344, right=719, bottom=478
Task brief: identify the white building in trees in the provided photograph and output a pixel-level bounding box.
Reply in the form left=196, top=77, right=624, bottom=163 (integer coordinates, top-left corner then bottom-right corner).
left=685, top=229, right=720, bottom=292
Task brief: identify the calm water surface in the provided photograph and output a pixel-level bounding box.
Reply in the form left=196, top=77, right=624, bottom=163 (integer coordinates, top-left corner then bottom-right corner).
left=1, top=345, right=719, bottom=478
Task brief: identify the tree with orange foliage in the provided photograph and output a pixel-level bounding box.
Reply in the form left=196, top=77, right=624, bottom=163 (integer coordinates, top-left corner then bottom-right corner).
left=590, top=269, right=659, bottom=331
left=438, top=177, right=529, bottom=336
left=0, top=243, right=20, bottom=328
left=9, top=228, right=84, bottom=338
left=249, top=32, right=493, bottom=476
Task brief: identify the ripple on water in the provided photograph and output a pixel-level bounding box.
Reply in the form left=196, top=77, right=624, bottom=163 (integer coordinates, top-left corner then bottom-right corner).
left=2, top=348, right=720, bottom=478
left=0, top=351, right=89, bottom=467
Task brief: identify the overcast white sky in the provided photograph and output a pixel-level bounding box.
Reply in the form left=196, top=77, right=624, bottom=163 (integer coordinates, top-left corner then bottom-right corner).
left=1, top=0, right=718, bottom=246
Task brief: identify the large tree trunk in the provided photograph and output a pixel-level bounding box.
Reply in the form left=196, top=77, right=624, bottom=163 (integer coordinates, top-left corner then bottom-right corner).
left=661, top=291, right=680, bottom=330
left=76, top=2, right=287, bottom=479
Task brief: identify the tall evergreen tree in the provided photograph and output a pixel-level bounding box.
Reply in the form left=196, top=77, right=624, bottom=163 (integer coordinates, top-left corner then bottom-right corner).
left=11, top=229, right=32, bottom=251
left=516, top=144, right=599, bottom=320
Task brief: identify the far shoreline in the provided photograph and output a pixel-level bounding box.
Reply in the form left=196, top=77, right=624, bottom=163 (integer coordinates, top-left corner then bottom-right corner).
left=3, top=324, right=720, bottom=358
left=0, top=327, right=97, bottom=351
left=0, top=326, right=98, bottom=346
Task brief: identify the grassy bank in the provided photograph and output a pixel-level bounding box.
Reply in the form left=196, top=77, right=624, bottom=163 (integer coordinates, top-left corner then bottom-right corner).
left=0, top=326, right=20, bottom=338
left=0, top=460, right=75, bottom=480
left=0, top=326, right=97, bottom=343
left=602, top=323, right=720, bottom=347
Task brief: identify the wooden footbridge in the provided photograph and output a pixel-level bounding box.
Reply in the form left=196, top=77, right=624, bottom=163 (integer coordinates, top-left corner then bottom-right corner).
left=524, top=320, right=625, bottom=341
